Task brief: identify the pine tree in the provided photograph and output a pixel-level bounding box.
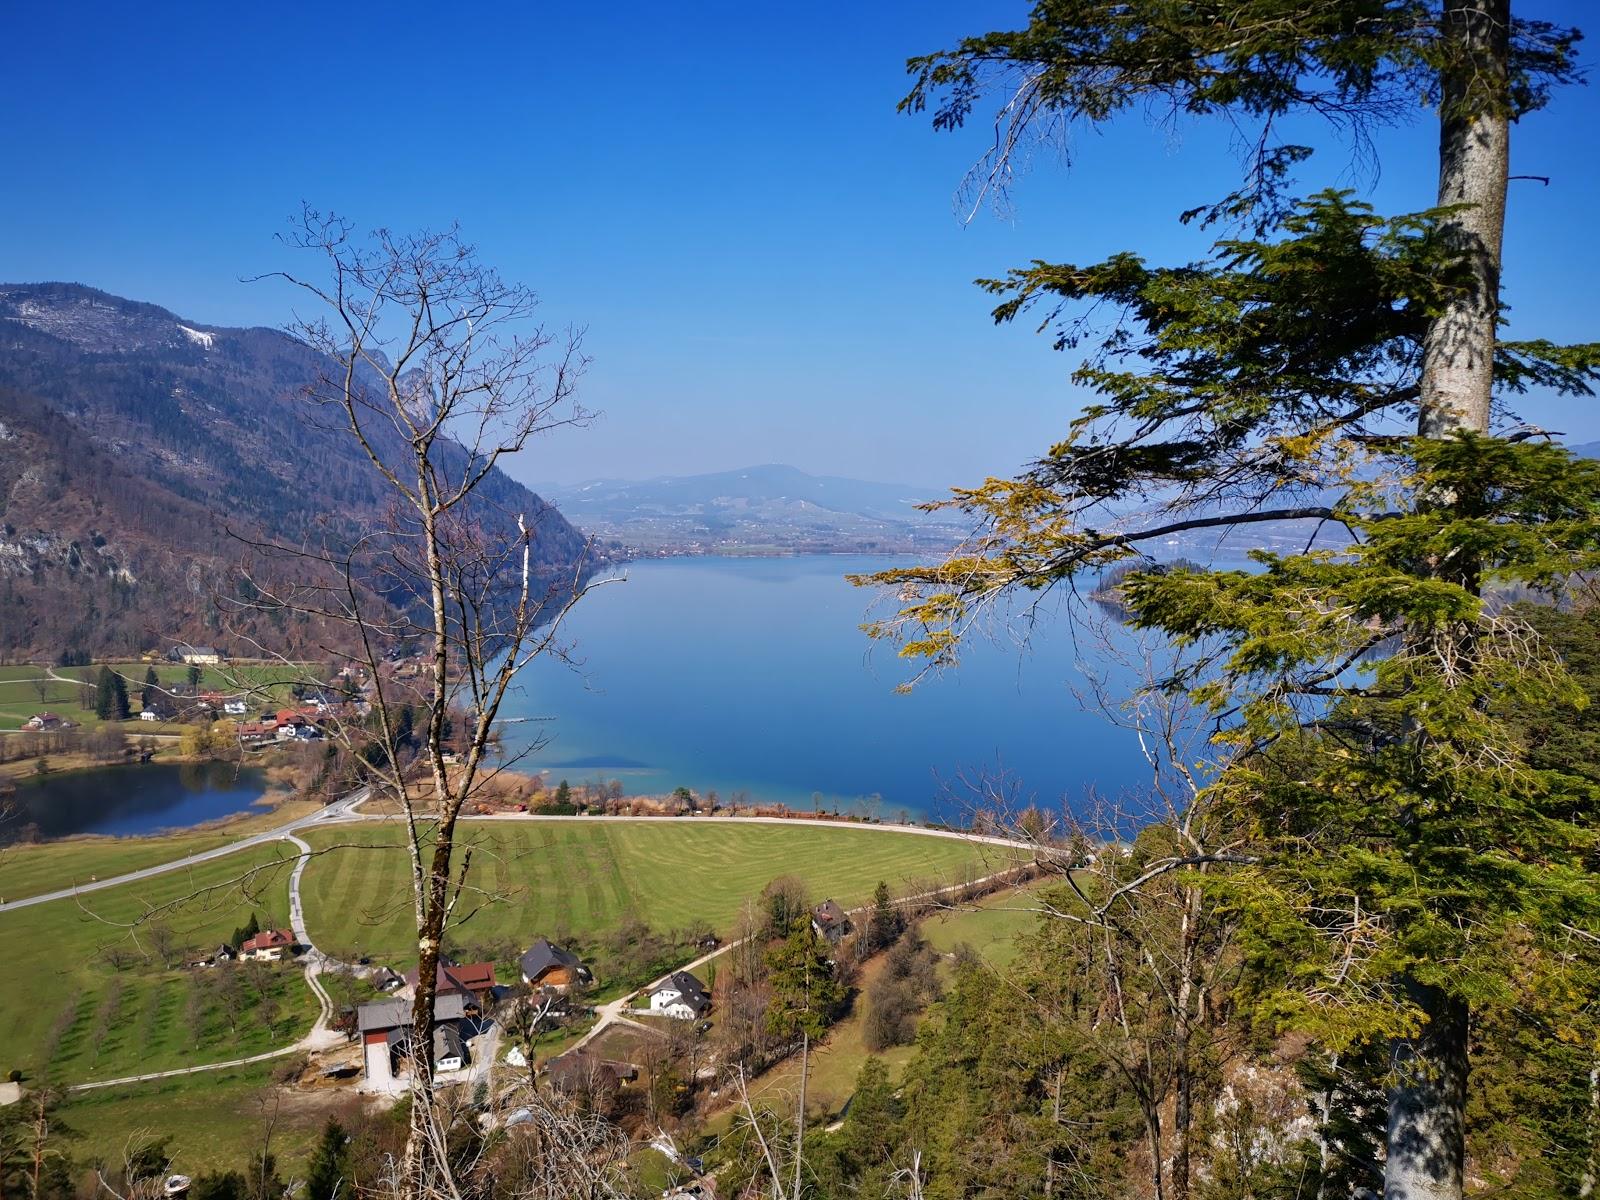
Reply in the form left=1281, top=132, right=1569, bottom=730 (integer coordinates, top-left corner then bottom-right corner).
left=867, top=880, right=900, bottom=951
left=302, top=1118, right=350, bottom=1200
left=93, top=667, right=116, bottom=720
left=765, top=917, right=846, bottom=1197
left=870, top=7, right=1597, bottom=1198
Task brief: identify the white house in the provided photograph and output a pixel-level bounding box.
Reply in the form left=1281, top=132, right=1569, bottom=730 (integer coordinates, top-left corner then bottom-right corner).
left=240, top=929, right=294, bottom=961
left=139, top=710, right=158, bottom=722
left=648, top=971, right=711, bottom=1021
left=223, top=699, right=247, bottom=716
left=173, top=644, right=222, bottom=665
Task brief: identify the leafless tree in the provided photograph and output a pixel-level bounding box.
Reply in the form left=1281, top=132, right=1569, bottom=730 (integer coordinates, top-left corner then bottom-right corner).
left=237, top=209, right=612, bottom=1200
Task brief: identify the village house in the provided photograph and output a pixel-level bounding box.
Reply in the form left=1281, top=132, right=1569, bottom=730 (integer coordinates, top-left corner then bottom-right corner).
left=518, top=938, right=590, bottom=989
left=239, top=929, right=295, bottom=961
left=648, top=970, right=712, bottom=1021
left=402, top=959, right=498, bottom=1008
left=223, top=699, right=247, bottom=716
left=23, top=712, right=63, bottom=731
left=812, top=899, right=851, bottom=945
left=172, top=644, right=222, bottom=666
left=139, top=709, right=158, bottom=722
left=356, top=993, right=474, bottom=1084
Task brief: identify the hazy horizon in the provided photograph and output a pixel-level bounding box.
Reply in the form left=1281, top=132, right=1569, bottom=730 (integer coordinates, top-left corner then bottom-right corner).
left=6, top=2, right=1597, bottom=491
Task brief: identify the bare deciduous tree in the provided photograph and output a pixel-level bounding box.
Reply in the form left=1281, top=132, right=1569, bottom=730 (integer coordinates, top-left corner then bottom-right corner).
left=238, top=210, right=609, bottom=1200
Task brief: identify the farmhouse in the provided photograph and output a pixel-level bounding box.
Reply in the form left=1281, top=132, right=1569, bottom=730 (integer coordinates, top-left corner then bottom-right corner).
left=23, top=713, right=63, bottom=731
left=172, top=644, right=222, bottom=665
left=357, top=993, right=474, bottom=1083
left=519, top=938, right=590, bottom=988
left=239, top=929, right=295, bottom=961
left=812, top=898, right=851, bottom=945
left=648, top=970, right=711, bottom=1021
left=403, top=959, right=498, bottom=1007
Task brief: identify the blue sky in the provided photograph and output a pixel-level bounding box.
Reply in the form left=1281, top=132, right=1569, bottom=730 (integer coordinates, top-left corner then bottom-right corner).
left=4, top=2, right=1597, bottom=489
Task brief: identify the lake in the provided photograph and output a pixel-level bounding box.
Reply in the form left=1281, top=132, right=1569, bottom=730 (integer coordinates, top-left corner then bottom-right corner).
left=500, top=555, right=1159, bottom=822
left=5, top=761, right=268, bottom=841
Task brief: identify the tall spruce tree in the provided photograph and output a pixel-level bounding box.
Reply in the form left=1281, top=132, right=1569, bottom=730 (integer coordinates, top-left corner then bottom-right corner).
left=866, top=5, right=1599, bottom=1198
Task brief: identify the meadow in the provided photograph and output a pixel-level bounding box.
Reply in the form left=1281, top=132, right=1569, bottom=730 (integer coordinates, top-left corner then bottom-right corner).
left=0, top=842, right=315, bottom=1085
left=57, top=1061, right=351, bottom=1175
left=299, top=819, right=1005, bottom=968
left=0, top=660, right=315, bottom=730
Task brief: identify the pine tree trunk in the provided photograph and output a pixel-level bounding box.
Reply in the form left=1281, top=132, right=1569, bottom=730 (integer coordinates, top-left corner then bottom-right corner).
left=1385, top=982, right=1468, bottom=1200
left=1418, top=0, right=1509, bottom=439
left=1392, top=5, right=1511, bottom=1195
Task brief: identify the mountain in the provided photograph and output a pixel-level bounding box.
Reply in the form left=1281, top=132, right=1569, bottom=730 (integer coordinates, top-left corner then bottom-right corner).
left=540, top=464, right=968, bottom=556
left=1572, top=440, right=1600, bottom=459
left=0, top=282, right=586, bottom=660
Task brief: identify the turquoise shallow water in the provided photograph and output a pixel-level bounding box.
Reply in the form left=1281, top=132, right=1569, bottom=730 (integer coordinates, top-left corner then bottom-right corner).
left=498, top=554, right=1155, bottom=822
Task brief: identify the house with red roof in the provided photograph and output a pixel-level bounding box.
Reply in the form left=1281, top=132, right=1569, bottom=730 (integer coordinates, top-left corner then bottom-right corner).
left=240, top=929, right=295, bottom=962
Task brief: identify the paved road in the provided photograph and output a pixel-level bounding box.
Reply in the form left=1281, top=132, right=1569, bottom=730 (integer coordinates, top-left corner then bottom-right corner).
left=0, top=788, right=370, bottom=914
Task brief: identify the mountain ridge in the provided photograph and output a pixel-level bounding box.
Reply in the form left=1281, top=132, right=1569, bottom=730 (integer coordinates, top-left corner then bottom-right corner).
left=0, top=281, right=586, bottom=660
left=539, top=463, right=966, bottom=555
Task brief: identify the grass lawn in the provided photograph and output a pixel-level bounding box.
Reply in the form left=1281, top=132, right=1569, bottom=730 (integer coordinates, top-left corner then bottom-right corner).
left=918, top=880, right=1049, bottom=971
left=711, top=953, right=919, bottom=1133
left=299, top=820, right=1000, bottom=966
left=1, top=832, right=238, bottom=902
left=0, top=843, right=316, bottom=1085
left=58, top=1061, right=350, bottom=1174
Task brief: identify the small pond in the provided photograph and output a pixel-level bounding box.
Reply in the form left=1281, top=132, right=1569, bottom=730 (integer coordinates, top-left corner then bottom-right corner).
left=3, top=761, right=268, bottom=842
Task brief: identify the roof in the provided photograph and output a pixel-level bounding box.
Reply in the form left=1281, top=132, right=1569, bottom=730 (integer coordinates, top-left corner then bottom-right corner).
left=241, top=929, right=294, bottom=952
left=403, top=961, right=497, bottom=997
left=357, top=992, right=470, bottom=1034
left=813, top=899, right=848, bottom=927
left=519, top=938, right=583, bottom=980
left=546, top=1050, right=620, bottom=1092
left=433, top=1024, right=465, bottom=1062
left=654, top=971, right=711, bottom=1014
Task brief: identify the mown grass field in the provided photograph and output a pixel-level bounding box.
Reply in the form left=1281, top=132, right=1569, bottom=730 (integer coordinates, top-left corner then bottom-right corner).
left=0, top=843, right=315, bottom=1085
left=300, top=819, right=1002, bottom=967
left=0, top=798, right=321, bottom=902
left=1, top=831, right=237, bottom=902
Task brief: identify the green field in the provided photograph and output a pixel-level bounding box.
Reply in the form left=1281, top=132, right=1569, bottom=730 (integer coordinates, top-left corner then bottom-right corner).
left=0, top=661, right=316, bottom=729
left=0, top=831, right=239, bottom=903
left=919, top=881, right=1047, bottom=970
left=58, top=1061, right=342, bottom=1174
left=300, top=820, right=1000, bottom=967
left=0, top=843, right=315, bottom=1085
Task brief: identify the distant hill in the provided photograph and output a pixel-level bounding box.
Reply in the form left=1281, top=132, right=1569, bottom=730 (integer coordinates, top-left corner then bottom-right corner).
left=541, top=464, right=967, bottom=555
left=1571, top=440, right=1600, bottom=459
left=0, top=282, right=586, bottom=660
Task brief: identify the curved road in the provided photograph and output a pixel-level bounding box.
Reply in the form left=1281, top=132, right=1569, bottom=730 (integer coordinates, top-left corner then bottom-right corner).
left=6, top=794, right=1043, bottom=1093
left=0, top=788, right=370, bottom=914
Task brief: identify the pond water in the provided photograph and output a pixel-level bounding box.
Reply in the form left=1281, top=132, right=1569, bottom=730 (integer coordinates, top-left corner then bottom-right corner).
left=5, top=761, right=268, bottom=842
left=498, top=554, right=1162, bottom=822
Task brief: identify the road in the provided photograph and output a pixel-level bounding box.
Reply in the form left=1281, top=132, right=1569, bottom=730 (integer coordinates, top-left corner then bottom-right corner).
left=9, top=794, right=1039, bottom=1093
left=0, top=788, right=370, bottom=914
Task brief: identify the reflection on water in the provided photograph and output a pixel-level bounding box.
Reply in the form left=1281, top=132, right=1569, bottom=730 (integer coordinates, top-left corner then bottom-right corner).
left=499, top=554, right=1154, bottom=822
left=3, top=761, right=267, bottom=842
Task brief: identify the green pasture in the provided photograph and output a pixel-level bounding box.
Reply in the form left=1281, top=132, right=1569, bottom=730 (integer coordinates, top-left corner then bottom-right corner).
left=0, top=832, right=241, bottom=903
left=919, top=880, right=1047, bottom=971
left=0, top=843, right=314, bottom=1085
left=58, top=1061, right=338, bottom=1174
left=300, top=820, right=1000, bottom=968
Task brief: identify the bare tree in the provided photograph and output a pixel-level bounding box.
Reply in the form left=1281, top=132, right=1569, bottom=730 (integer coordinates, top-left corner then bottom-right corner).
left=240, top=210, right=608, bottom=1200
